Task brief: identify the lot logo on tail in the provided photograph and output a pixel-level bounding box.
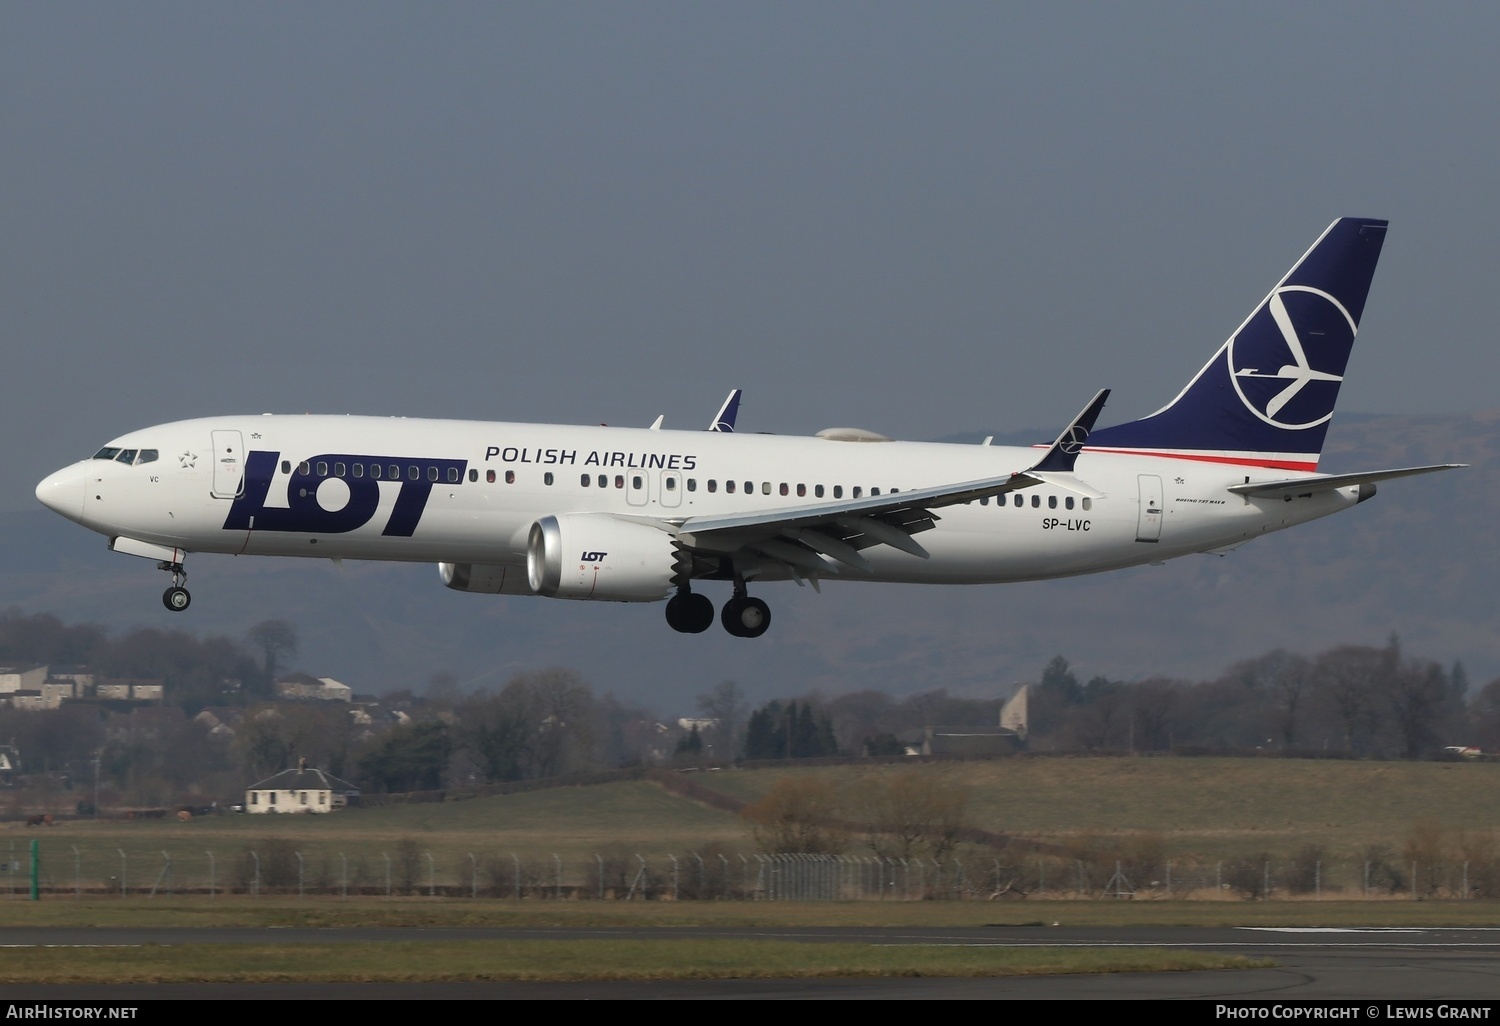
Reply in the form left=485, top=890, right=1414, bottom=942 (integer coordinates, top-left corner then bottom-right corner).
left=1229, top=285, right=1355, bottom=431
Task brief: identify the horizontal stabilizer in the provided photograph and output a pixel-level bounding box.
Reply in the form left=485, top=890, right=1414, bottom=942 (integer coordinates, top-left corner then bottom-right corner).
left=1227, top=463, right=1464, bottom=499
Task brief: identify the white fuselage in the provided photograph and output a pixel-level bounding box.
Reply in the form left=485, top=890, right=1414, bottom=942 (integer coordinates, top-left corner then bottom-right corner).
left=37, top=414, right=1359, bottom=588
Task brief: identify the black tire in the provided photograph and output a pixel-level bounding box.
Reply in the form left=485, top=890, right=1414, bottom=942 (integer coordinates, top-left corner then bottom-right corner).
left=684, top=592, right=715, bottom=633
left=720, top=597, right=747, bottom=637
left=665, top=594, right=689, bottom=633
left=163, top=586, right=191, bottom=612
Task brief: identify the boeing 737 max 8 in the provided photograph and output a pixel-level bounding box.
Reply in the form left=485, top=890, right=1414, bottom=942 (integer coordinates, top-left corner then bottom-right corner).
left=35, top=218, right=1460, bottom=637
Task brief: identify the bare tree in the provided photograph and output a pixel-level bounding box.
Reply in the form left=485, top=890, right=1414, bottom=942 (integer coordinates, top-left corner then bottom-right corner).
left=247, top=620, right=298, bottom=682
left=696, top=680, right=749, bottom=757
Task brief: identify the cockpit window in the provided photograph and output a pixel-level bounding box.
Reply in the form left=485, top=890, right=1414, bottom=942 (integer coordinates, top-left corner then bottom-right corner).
left=116, top=449, right=138, bottom=464
left=93, top=447, right=122, bottom=461
left=137, top=450, right=158, bottom=465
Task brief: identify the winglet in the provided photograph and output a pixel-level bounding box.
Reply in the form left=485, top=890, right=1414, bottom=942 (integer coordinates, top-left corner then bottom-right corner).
left=1028, top=389, right=1111, bottom=474
left=709, top=389, right=742, bottom=433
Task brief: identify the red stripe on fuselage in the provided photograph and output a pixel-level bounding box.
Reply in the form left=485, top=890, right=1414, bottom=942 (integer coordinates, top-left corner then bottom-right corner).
left=1030, top=444, right=1318, bottom=471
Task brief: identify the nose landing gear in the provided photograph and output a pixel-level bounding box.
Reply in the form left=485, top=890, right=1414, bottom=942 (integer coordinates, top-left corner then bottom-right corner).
left=158, top=560, right=191, bottom=612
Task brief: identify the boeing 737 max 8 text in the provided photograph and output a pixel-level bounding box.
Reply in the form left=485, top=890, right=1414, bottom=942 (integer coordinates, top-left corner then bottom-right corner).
left=35, top=218, right=1460, bottom=637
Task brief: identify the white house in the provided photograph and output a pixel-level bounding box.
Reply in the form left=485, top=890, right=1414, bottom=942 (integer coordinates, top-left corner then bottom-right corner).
left=245, top=760, right=359, bottom=814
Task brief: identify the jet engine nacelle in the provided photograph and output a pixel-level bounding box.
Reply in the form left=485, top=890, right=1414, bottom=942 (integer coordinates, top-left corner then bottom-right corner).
left=526, top=513, right=677, bottom=602
left=438, top=562, right=531, bottom=595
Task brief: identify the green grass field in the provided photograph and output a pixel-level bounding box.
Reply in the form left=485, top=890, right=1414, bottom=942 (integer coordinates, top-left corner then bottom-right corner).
left=7, top=757, right=1500, bottom=898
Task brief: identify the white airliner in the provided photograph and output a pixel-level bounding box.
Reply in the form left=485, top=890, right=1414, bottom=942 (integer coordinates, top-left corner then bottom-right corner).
left=35, top=218, right=1459, bottom=638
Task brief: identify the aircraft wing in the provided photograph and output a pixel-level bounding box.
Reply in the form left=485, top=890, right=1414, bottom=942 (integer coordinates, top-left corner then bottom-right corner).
left=675, top=390, right=1110, bottom=575
left=1226, top=463, right=1465, bottom=500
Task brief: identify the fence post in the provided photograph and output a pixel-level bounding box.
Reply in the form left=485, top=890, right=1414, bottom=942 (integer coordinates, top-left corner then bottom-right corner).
left=251, top=850, right=260, bottom=897
left=206, top=850, right=216, bottom=898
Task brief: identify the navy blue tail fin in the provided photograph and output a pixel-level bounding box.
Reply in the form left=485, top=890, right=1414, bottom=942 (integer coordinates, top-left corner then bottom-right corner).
left=1086, top=218, right=1388, bottom=470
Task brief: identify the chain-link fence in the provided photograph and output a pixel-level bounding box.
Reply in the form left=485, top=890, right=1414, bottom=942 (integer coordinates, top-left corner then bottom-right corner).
left=4, top=840, right=1496, bottom=900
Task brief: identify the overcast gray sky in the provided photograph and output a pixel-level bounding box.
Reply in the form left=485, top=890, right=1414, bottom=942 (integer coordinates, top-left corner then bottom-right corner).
left=5, top=2, right=1497, bottom=513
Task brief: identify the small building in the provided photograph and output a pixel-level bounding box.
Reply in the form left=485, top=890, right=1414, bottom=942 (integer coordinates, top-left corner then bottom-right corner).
left=245, top=760, right=359, bottom=814
left=0, top=666, right=48, bottom=695
left=274, top=674, right=354, bottom=702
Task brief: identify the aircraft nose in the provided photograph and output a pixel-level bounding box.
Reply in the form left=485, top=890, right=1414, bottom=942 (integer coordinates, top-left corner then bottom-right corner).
left=35, top=464, right=86, bottom=524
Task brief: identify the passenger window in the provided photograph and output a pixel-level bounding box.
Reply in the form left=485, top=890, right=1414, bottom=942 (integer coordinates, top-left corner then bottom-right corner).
left=467, top=468, right=477, bottom=482
left=136, top=450, right=158, bottom=465
left=1014, top=494, right=1023, bottom=507
left=545, top=472, right=554, bottom=485
left=871, top=487, right=880, bottom=496
left=853, top=487, right=862, bottom=498
left=686, top=479, right=696, bottom=492
left=1082, top=498, right=1092, bottom=511
left=316, top=462, right=328, bottom=477
left=632, top=475, right=642, bottom=490
left=834, top=486, right=843, bottom=499
left=281, top=460, right=291, bottom=475
left=354, top=464, right=366, bottom=478
left=615, top=475, right=624, bottom=489
left=116, top=449, right=137, bottom=464
left=487, top=469, right=496, bottom=483
left=708, top=480, right=718, bottom=493
left=334, top=462, right=346, bottom=477
left=1065, top=496, right=1074, bottom=510
left=980, top=496, right=989, bottom=506
left=761, top=482, right=770, bottom=495
left=427, top=466, right=439, bottom=482
left=797, top=484, right=806, bottom=497
left=388, top=465, right=399, bottom=480
left=779, top=483, right=788, bottom=496
left=597, top=475, right=607, bottom=488
left=1031, top=495, right=1040, bottom=508
left=581, top=474, right=591, bottom=487
left=506, top=470, right=515, bottom=484
left=1048, top=495, right=1057, bottom=509
left=665, top=477, right=676, bottom=490
left=448, top=467, right=460, bottom=483
left=726, top=480, right=736, bottom=494
left=815, top=485, right=824, bottom=498
left=744, top=481, right=753, bottom=494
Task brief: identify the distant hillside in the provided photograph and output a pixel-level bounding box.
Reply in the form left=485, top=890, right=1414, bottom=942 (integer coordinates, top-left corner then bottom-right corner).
left=1, top=412, right=1493, bottom=708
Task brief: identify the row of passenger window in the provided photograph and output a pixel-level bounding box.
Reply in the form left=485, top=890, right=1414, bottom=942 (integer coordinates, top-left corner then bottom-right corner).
left=276, top=459, right=1093, bottom=511
left=979, top=493, right=1092, bottom=511
left=93, top=447, right=159, bottom=466
left=284, top=460, right=466, bottom=484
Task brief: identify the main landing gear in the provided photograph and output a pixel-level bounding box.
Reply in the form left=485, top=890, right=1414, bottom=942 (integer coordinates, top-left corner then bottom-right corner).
left=664, top=589, right=715, bottom=634
left=663, top=580, right=772, bottom=638
left=158, top=559, right=191, bottom=612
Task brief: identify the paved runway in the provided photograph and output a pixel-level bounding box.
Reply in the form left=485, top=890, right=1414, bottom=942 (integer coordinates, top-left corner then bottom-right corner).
left=3, top=925, right=1500, bottom=999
